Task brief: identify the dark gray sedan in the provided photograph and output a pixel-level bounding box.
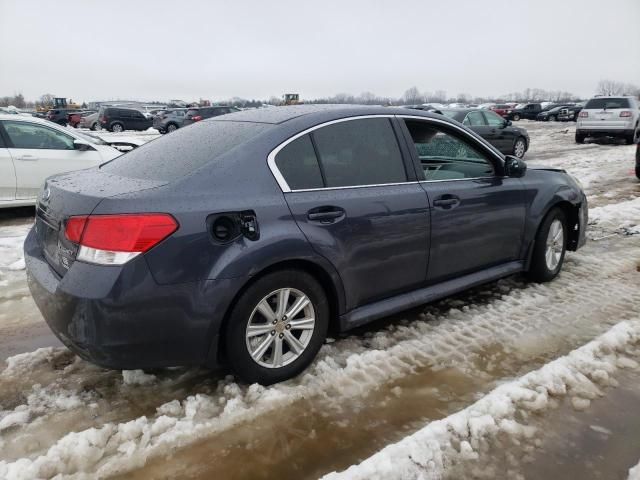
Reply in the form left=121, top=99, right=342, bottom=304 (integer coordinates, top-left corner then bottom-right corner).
left=24, top=105, right=586, bottom=385
left=442, top=108, right=530, bottom=158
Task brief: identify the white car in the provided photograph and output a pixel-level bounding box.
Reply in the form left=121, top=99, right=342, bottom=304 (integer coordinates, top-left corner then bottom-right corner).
left=0, top=115, right=122, bottom=207
left=576, top=96, right=640, bottom=144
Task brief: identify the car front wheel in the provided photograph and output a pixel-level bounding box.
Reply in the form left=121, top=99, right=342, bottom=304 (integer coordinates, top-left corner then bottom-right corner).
left=513, top=137, right=527, bottom=158
left=167, top=123, right=178, bottom=132
left=526, top=208, right=567, bottom=283
left=224, top=270, right=329, bottom=385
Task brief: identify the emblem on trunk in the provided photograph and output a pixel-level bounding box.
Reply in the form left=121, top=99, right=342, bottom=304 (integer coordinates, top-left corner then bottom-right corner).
left=42, top=187, right=51, bottom=202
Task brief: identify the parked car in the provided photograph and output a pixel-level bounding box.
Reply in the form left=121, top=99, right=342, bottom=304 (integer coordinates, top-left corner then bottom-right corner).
left=79, top=111, right=100, bottom=130
left=536, top=105, right=573, bottom=122
left=68, top=110, right=96, bottom=128
left=46, top=109, right=72, bottom=126
left=0, top=115, right=121, bottom=207
left=557, top=105, right=583, bottom=122
left=98, top=106, right=153, bottom=132
left=441, top=108, right=530, bottom=158
left=489, top=104, right=516, bottom=118
left=153, top=108, right=187, bottom=133
left=505, top=103, right=544, bottom=121
left=24, top=105, right=587, bottom=385
left=576, top=96, right=640, bottom=144
left=182, top=106, right=240, bottom=126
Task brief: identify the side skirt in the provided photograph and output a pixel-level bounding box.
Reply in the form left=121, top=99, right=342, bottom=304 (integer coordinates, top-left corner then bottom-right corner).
left=339, top=261, right=524, bottom=331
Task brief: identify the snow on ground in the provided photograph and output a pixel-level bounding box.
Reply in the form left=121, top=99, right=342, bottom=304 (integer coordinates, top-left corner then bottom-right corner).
left=0, top=223, right=30, bottom=271
left=589, top=197, right=640, bottom=236
left=322, top=320, right=640, bottom=480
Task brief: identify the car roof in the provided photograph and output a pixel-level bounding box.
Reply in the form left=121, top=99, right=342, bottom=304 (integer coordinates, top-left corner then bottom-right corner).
left=213, top=104, right=451, bottom=125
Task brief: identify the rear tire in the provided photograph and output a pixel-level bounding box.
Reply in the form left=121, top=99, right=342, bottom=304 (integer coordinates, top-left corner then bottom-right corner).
left=224, top=269, right=329, bottom=385
left=111, top=122, right=124, bottom=133
left=512, top=113, right=521, bottom=121
left=526, top=208, right=567, bottom=283
left=167, top=123, right=178, bottom=133
left=575, top=132, right=585, bottom=144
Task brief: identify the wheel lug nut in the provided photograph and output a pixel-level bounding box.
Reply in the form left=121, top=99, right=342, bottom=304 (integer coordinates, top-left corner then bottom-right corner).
left=272, top=320, right=277, bottom=324
left=271, top=331, right=275, bottom=335
left=283, top=315, right=287, bottom=321
left=285, top=324, right=291, bottom=329
left=279, top=333, right=284, bottom=338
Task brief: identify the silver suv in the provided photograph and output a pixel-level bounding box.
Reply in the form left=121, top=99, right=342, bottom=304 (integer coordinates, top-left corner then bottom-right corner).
left=576, top=96, right=639, bottom=144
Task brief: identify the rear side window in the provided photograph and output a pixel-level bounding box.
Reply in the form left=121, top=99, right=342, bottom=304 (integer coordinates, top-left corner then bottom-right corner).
left=186, top=109, right=199, bottom=116
left=275, top=134, right=324, bottom=190
left=584, top=97, right=630, bottom=109
left=312, top=118, right=407, bottom=188
left=463, top=111, right=486, bottom=126
left=101, top=121, right=272, bottom=181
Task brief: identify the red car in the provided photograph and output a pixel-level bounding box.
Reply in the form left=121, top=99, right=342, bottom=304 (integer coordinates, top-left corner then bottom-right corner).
left=490, top=104, right=515, bottom=117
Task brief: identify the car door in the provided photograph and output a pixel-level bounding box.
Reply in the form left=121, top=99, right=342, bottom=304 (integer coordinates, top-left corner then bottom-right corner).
left=399, top=116, right=525, bottom=284
left=0, top=127, right=17, bottom=201
left=1, top=120, right=103, bottom=199
left=483, top=110, right=514, bottom=152
left=273, top=116, right=430, bottom=310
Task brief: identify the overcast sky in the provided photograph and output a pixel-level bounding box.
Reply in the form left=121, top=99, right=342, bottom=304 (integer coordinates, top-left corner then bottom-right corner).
left=1, top=0, right=638, bottom=103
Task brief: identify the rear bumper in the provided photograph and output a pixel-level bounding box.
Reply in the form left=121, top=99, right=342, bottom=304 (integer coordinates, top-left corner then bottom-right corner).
left=24, top=227, right=245, bottom=370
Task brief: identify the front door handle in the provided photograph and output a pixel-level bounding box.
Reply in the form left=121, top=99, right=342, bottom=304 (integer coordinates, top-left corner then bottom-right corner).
left=433, top=195, right=460, bottom=209
left=17, top=154, right=38, bottom=161
left=307, top=206, right=345, bottom=223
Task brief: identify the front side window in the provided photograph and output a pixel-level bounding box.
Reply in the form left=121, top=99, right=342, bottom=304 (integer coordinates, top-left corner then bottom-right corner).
left=463, top=111, right=486, bottom=126
left=2, top=121, right=74, bottom=150
left=403, top=120, right=494, bottom=181
left=484, top=111, right=506, bottom=126
left=275, top=134, right=324, bottom=190
left=312, top=118, right=407, bottom=188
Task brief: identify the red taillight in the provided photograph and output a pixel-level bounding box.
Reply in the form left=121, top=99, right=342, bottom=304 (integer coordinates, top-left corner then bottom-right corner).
left=65, top=214, right=178, bottom=265
left=579, top=111, right=588, bottom=118
left=99, top=116, right=106, bottom=123
left=620, top=111, right=632, bottom=117
left=193, top=115, right=202, bottom=121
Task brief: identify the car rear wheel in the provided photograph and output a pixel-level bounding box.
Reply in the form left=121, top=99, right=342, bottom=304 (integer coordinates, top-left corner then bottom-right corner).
left=167, top=123, right=178, bottom=133
left=575, top=132, right=585, bottom=144
left=512, top=113, right=521, bottom=121
left=513, top=137, right=527, bottom=158
left=526, top=208, right=567, bottom=283
left=224, top=269, right=329, bottom=385
left=91, top=122, right=100, bottom=131
left=111, top=123, right=124, bottom=133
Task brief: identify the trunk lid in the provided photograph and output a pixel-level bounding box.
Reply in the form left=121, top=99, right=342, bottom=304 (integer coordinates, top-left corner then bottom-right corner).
left=35, top=169, right=167, bottom=276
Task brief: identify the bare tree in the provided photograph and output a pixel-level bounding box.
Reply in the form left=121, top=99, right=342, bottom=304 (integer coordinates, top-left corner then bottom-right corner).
left=596, top=79, right=626, bottom=96
left=402, top=86, right=423, bottom=105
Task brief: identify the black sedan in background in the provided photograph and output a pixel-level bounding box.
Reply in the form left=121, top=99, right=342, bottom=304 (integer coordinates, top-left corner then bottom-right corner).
left=536, top=105, right=572, bottom=122
left=441, top=108, right=530, bottom=158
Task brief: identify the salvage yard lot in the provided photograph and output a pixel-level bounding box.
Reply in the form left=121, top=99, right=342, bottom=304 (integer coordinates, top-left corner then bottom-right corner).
left=0, top=120, right=639, bottom=479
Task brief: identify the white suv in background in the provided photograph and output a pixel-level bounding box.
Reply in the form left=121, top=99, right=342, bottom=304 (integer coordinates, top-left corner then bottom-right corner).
left=576, top=95, right=639, bottom=144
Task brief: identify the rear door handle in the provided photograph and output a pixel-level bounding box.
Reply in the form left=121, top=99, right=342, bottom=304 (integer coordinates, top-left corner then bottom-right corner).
left=433, top=196, right=460, bottom=209
left=307, top=206, right=345, bottom=223
left=17, top=154, right=38, bottom=161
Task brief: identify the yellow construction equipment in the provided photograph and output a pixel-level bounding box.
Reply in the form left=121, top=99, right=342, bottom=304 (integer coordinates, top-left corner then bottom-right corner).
left=36, top=97, right=81, bottom=112
left=282, top=93, right=300, bottom=106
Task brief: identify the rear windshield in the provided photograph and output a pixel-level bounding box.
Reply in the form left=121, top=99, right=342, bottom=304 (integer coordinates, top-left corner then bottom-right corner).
left=101, top=121, right=272, bottom=181
left=584, top=98, right=630, bottom=109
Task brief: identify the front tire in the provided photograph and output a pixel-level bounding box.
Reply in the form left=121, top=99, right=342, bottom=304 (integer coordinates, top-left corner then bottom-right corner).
left=513, top=137, right=527, bottom=158
left=224, top=270, right=329, bottom=385
left=549, top=115, right=556, bottom=122
left=166, top=123, right=178, bottom=133
left=526, top=208, right=567, bottom=283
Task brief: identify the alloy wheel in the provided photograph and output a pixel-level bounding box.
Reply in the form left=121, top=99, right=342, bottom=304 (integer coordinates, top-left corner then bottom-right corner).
left=514, top=139, right=526, bottom=158
left=545, top=219, right=564, bottom=270
left=245, top=288, right=316, bottom=369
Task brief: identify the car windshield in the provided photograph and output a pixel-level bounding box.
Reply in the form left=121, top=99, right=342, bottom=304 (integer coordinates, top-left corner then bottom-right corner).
left=584, top=98, right=631, bottom=109
left=100, top=120, right=272, bottom=181
left=440, top=110, right=459, bottom=119
left=515, top=103, right=526, bottom=109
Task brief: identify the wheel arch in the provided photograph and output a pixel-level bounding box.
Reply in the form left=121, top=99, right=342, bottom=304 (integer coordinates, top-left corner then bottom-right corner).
left=524, top=199, right=581, bottom=270
left=211, top=257, right=345, bottom=365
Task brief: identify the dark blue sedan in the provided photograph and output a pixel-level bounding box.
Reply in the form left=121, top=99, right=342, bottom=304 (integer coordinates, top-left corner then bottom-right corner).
left=24, top=105, right=587, bottom=385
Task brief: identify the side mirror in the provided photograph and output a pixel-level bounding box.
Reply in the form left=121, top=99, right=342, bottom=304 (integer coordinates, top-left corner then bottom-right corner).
left=504, top=155, right=527, bottom=178
left=73, top=139, right=92, bottom=151
left=503, top=119, right=512, bottom=127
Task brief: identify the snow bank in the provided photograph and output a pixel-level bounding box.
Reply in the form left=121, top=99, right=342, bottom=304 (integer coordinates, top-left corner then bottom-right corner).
left=589, top=197, right=640, bottom=235
left=629, top=459, right=640, bottom=480
left=322, top=320, right=640, bottom=480
left=0, top=224, right=30, bottom=270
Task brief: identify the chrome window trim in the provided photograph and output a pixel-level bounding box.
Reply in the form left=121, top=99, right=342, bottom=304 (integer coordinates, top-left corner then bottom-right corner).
left=266, top=113, right=504, bottom=193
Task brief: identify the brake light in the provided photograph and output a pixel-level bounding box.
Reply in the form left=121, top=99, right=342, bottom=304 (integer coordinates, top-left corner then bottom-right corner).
left=579, top=111, right=588, bottom=118
left=64, top=214, right=178, bottom=265
left=193, top=115, right=202, bottom=121
left=620, top=111, right=632, bottom=117
left=99, top=116, right=106, bottom=123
